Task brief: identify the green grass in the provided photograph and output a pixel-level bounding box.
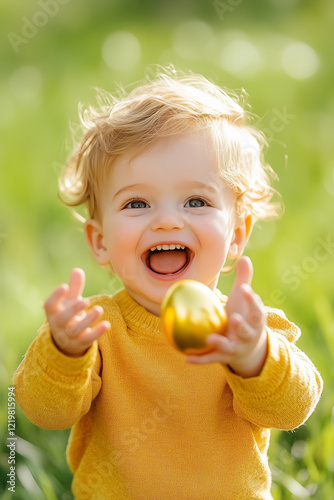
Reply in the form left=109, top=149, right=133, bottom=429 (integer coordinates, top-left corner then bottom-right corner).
left=1, top=1, right=334, bottom=498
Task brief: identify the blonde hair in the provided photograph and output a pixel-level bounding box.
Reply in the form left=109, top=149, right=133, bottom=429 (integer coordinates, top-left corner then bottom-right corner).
left=59, top=67, right=283, bottom=222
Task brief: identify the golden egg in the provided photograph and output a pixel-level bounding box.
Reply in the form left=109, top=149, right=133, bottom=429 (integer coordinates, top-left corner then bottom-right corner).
left=161, top=280, right=228, bottom=355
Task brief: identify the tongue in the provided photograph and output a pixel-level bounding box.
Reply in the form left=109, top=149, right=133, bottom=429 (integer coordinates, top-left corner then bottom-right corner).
left=149, top=250, right=187, bottom=274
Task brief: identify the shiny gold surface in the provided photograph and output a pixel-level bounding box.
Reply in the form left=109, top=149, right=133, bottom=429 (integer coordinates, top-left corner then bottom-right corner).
left=161, top=280, right=228, bottom=354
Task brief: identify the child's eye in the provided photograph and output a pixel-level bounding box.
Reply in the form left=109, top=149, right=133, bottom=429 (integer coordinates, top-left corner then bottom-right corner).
left=124, top=199, right=149, bottom=209
left=185, top=198, right=207, bottom=208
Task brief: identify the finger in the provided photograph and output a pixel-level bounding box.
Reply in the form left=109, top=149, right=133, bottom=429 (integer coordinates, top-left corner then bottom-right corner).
left=248, top=304, right=265, bottom=329
left=77, top=321, right=111, bottom=347
left=233, top=318, right=253, bottom=341
left=186, top=336, right=236, bottom=364
left=44, top=284, right=69, bottom=315
left=241, top=284, right=261, bottom=306
left=224, top=312, right=243, bottom=341
left=67, top=268, right=86, bottom=300
left=207, top=333, right=237, bottom=352
left=226, top=312, right=254, bottom=341
left=186, top=352, right=229, bottom=365
left=55, top=299, right=89, bottom=328
left=240, top=286, right=266, bottom=328
left=186, top=334, right=236, bottom=364
left=233, top=256, right=253, bottom=287
left=66, top=306, right=104, bottom=337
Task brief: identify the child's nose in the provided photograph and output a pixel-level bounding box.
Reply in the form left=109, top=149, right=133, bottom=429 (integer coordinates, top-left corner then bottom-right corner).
left=150, top=205, right=185, bottom=232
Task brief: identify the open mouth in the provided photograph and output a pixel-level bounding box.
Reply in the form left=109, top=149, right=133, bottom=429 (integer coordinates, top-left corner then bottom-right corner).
left=142, top=244, right=193, bottom=276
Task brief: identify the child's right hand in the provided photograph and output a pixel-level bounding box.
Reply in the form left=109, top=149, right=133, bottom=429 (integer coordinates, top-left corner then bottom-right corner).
left=43, top=268, right=110, bottom=357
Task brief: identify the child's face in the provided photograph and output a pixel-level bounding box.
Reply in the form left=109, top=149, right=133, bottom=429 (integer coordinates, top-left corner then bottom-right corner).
left=86, top=131, right=244, bottom=315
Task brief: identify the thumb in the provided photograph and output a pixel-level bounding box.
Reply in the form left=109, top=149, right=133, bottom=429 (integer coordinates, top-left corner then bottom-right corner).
left=234, top=256, right=253, bottom=287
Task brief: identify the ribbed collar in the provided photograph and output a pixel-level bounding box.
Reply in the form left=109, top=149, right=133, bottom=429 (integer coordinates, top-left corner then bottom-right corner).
left=112, top=287, right=228, bottom=338
left=113, top=289, right=162, bottom=335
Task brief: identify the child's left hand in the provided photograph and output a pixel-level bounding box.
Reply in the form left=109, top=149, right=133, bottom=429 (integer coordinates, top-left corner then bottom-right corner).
left=186, top=257, right=268, bottom=378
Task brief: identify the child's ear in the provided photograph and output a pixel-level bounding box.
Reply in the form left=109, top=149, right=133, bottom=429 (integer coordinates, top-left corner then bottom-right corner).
left=227, top=214, right=252, bottom=259
left=84, top=219, right=110, bottom=265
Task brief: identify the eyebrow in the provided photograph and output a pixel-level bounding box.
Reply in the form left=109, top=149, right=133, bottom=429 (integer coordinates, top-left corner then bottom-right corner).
left=113, top=184, right=148, bottom=200
left=113, top=180, right=220, bottom=200
left=186, top=180, right=220, bottom=192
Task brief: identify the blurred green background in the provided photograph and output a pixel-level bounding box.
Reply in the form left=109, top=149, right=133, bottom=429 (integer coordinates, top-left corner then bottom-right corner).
left=1, top=0, right=333, bottom=498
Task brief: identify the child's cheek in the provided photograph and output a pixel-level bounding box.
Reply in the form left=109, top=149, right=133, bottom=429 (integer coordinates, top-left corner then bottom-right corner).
left=197, top=214, right=233, bottom=249
left=107, top=217, right=143, bottom=262
left=196, top=215, right=235, bottom=273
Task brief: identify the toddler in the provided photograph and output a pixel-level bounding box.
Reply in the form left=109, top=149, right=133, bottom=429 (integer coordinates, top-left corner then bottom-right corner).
left=14, top=69, right=323, bottom=499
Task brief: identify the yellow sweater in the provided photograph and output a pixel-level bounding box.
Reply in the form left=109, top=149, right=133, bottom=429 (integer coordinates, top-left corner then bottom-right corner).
left=14, top=289, right=322, bottom=500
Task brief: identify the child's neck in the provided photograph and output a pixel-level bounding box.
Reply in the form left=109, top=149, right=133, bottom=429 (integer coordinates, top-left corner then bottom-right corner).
left=124, top=286, right=161, bottom=316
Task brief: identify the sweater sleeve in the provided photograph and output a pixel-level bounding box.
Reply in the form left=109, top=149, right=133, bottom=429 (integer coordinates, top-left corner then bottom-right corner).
left=13, top=321, right=102, bottom=430
left=224, top=308, right=323, bottom=430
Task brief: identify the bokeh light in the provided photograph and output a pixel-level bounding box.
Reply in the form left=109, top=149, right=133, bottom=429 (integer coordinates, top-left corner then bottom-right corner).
left=172, top=20, right=215, bottom=60
left=102, top=31, right=141, bottom=71
left=9, top=66, right=42, bottom=102
left=219, top=38, right=262, bottom=77
left=281, top=42, right=319, bottom=80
